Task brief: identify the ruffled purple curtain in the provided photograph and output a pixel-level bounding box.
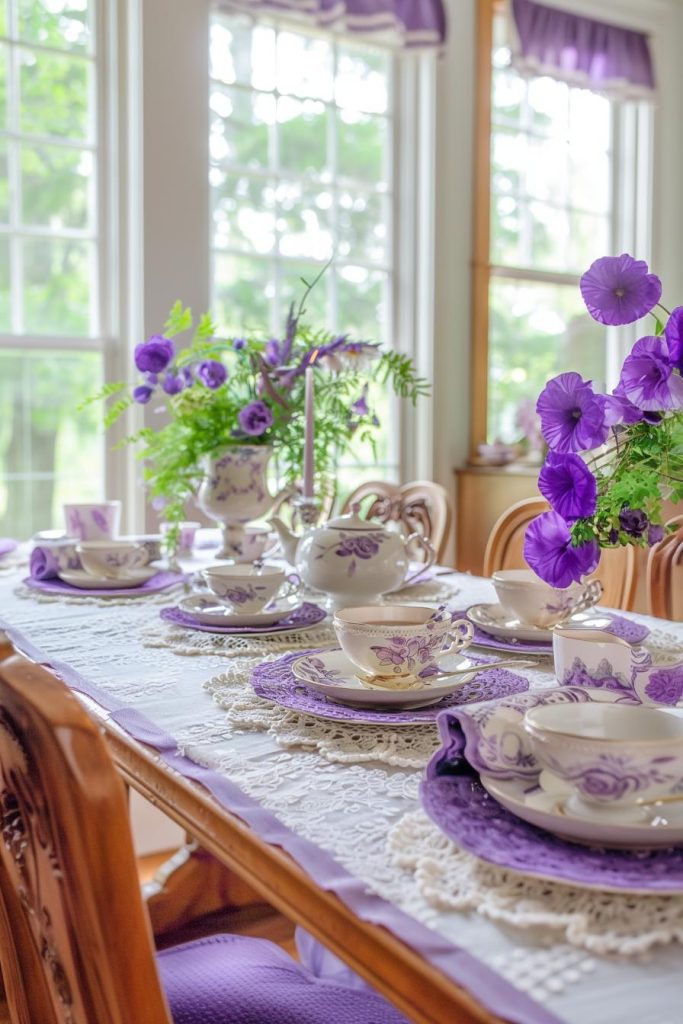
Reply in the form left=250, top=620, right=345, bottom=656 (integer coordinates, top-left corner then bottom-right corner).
left=220, top=0, right=446, bottom=49
left=511, top=0, right=655, bottom=97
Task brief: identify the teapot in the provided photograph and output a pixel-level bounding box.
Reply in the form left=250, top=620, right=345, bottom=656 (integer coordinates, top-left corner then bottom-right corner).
left=269, top=506, right=436, bottom=609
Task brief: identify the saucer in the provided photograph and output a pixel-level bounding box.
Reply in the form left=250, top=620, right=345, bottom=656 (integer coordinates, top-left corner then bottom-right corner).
left=467, top=603, right=617, bottom=643
left=291, top=649, right=476, bottom=709
left=179, top=593, right=300, bottom=627
left=480, top=772, right=683, bottom=850
left=58, top=567, right=158, bottom=590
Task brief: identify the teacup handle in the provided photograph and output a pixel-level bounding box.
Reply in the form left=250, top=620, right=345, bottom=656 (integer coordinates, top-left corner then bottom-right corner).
left=401, top=534, right=437, bottom=587
left=435, top=618, right=475, bottom=661
left=279, top=572, right=301, bottom=600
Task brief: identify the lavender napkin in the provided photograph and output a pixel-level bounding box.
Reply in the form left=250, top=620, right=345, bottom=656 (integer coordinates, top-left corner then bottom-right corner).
left=0, top=538, right=18, bottom=559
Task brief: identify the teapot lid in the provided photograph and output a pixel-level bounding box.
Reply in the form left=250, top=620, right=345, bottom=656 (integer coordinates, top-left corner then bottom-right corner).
left=325, top=503, right=384, bottom=531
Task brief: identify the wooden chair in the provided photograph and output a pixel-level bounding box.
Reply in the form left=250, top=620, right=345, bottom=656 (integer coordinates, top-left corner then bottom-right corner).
left=0, top=636, right=406, bottom=1024
left=340, top=480, right=453, bottom=563
left=647, top=515, right=683, bottom=620
left=483, top=497, right=637, bottom=611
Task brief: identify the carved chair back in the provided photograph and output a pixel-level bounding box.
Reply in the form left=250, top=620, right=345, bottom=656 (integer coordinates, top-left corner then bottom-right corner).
left=647, top=515, right=683, bottom=620
left=483, top=497, right=637, bottom=611
left=0, top=637, right=171, bottom=1024
left=340, top=480, right=452, bottom=562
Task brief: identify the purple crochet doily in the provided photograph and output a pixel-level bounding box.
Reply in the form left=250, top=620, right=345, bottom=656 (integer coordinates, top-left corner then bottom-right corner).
left=460, top=607, right=650, bottom=653
left=161, top=601, right=327, bottom=634
left=0, top=538, right=18, bottom=558
left=420, top=773, right=683, bottom=892
left=23, top=571, right=184, bottom=598
left=250, top=649, right=529, bottom=725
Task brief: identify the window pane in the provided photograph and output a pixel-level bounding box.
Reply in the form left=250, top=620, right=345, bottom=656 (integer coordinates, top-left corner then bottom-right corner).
left=0, top=44, right=7, bottom=129
left=213, top=253, right=272, bottom=334
left=210, top=86, right=273, bottom=169
left=0, top=139, right=8, bottom=222
left=21, top=143, right=93, bottom=229
left=278, top=96, right=329, bottom=177
left=492, top=67, right=523, bottom=127
left=337, top=110, right=388, bottom=185
left=527, top=76, right=569, bottom=138
left=0, top=239, right=10, bottom=331
left=336, top=45, right=389, bottom=115
left=17, top=0, right=91, bottom=53
left=337, top=189, right=388, bottom=264
left=337, top=265, right=388, bottom=342
left=0, top=2, right=6, bottom=35
left=210, top=15, right=277, bottom=90
left=487, top=277, right=606, bottom=442
left=22, top=238, right=96, bottom=335
left=0, top=350, right=103, bottom=539
left=20, top=47, right=92, bottom=140
left=211, top=171, right=275, bottom=254
left=276, top=32, right=333, bottom=101
left=276, top=182, right=333, bottom=261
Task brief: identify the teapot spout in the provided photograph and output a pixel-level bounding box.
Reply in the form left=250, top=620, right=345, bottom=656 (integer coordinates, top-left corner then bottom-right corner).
left=268, top=515, right=300, bottom=566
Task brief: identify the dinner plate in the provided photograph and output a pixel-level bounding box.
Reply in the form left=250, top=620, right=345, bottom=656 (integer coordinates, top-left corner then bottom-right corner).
left=481, top=772, right=683, bottom=850
left=467, top=603, right=618, bottom=643
left=58, top=567, right=158, bottom=590
left=180, top=593, right=301, bottom=627
left=291, top=648, right=476, bottom=709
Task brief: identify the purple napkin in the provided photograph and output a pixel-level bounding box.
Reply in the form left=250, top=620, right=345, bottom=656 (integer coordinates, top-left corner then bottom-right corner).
left=23, top=571, right=184, bottom=598
left=30, top=546, right=62, bottom=580
left=0, top=538, right=17, bottom=559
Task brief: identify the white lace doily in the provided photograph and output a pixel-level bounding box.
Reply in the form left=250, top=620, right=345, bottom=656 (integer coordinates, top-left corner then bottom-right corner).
left=143, top=621, right=339, bottom=658
left=389, top=810, right=683, bottom=957
left=13, top=583, right=183, bottom=607
left=204, top=661, right=439, bottom=767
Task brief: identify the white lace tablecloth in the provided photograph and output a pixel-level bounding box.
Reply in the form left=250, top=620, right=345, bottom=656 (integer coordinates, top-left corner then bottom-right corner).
left=1, top=564, right=683, bottom=1024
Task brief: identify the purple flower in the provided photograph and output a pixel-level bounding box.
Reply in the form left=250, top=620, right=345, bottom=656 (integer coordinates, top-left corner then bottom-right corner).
left=133, top=385, right=153, bottom=404
left=197, top=360, right=228, bottom=389
left=665, top=306, right=683, bottom=372
left=579, top=254, right=662, bottom=326
left=162, top=372, right=184, bottom=395
left=238, top=400, right=273, bottom=436
left=618, top=336, right=683, bottom=411
left=146, top=372, right=159, bottom=385
left=180, top=366, right=194, bottom=387
left=524, top=511, right=600, bottom=588
left=264, top=338, right=284, bottom=366
left=644, top=667, right=683, bottom=706
left=536, top=372, right=609, bottom=453
left=538, top=453, right=597, bottom=523
left=648, top=523, right=665, bottom=546
left=232, top=338, right=246, bottom=351
left=134, top=335, right=174, bottom=374
left=351, top=388, right=370, bottom=417
left=607, top=528, right=620, bottom=545
left=619, top=506, right=648, bottom=538
left=603, top=389, right=644, bottom=427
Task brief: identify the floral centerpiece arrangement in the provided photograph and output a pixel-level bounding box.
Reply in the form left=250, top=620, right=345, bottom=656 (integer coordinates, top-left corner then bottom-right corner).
left=91, top=272, right=428, bottom=542
left=524, top=253, right=683, bottom=587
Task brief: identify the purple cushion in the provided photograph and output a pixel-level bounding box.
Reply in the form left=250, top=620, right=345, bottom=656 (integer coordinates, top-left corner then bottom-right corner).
left=157, top=934, right=408, bottom=1024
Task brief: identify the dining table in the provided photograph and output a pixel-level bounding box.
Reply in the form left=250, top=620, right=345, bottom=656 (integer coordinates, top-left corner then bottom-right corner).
left=1, top=544, right=682, bottom=1024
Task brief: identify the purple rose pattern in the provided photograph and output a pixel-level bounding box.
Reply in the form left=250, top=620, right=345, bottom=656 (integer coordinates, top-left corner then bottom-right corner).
left=314, top=530, right=386, bottom=578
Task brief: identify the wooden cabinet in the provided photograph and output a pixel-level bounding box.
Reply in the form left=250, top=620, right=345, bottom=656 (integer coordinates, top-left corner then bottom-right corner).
left=453, top=465, right=539, bottom=575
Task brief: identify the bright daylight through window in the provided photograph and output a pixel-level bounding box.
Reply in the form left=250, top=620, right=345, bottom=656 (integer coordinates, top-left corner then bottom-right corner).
left=0, top=0, right=102, bottom=539
left=487, top=11, right=616, bottom=445
left=209, top=10, right=398, bottom=495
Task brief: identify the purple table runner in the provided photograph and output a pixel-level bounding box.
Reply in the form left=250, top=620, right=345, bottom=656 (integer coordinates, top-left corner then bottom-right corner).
left=0, top=615, right=562, bottom=1024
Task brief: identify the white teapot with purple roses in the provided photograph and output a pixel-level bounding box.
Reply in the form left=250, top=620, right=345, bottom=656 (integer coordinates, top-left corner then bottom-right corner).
left=269, top=506, right=436, bottom=609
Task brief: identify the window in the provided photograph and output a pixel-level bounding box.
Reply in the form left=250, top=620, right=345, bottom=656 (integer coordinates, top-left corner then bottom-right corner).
left=473, top=3, right=651, bottom=449
left=0, top=0, right=105, bottom=538
left=208, top=10, right=398, bottom=493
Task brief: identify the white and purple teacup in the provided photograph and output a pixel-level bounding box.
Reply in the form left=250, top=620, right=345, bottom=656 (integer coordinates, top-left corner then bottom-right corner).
left=64, top=501, right=121, bottom=541
left=161, top=521, right=200, bottom=557
left=201, top=563, right=301, bottom=613
left=492, top=569, right=602, bottom=628
left=232, top=525, right=278, bottom=565
left=333, top=605, right=474, bottom=684
left=524, top=702, right=683, bottom=821
left=77, top=540, right=148, bottom=579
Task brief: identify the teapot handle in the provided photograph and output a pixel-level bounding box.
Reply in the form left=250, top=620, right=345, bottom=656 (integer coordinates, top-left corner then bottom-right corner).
left=402, top=534, right=436, bottom=587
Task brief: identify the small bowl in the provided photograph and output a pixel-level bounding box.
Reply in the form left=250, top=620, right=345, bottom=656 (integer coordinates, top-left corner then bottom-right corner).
left=492, top=568, right=597, bottom=628
left=524, top=703, right=683, bottom=816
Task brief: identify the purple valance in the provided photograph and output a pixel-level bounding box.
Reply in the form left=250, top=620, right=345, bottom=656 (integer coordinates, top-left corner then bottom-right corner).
left=511, top=0, right=655, bottom=98
left=219, top=0, right=446, bottom=49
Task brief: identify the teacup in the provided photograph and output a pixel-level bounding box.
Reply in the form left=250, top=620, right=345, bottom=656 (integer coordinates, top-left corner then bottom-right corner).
left=232, top=525, right=278, bottom=565
left=492, top=568, right=602, bottom=628
left=77, top=540, right=148, bottom=579
left=524, top=702, right=683, bottom=820
left=333, top=604, right=474, bottom=684
left=64, top=501, right=121, bottom=541
left=201, top=563, right=301, bottom=613
left=161, top=521, right=200, bottom=557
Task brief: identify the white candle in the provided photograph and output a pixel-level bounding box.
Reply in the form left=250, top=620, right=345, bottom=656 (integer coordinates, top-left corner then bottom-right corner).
left=303, top=365, right=315, bottom=498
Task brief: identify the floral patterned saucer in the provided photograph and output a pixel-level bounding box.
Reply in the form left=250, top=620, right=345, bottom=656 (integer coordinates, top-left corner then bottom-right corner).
left=291, top=649, right=477, bottom=709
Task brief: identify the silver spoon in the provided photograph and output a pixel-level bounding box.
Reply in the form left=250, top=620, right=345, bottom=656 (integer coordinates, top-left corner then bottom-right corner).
left=357, top=658, right=539, bottom=691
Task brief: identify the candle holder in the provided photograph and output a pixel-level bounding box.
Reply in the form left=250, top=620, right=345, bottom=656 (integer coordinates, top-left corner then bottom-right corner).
left=292, top=495, right=322, bottom=530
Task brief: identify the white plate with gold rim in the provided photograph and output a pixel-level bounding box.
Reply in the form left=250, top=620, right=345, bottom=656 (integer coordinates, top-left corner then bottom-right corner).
left=180, top=593, right=301, bottom=627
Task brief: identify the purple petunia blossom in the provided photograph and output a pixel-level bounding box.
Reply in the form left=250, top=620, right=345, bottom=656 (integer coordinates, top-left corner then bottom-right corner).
left=238, top=400, right=273, bottom=436
left=603, top=389, right=644, bottom=427
left=607, top=528, right=620, bottom=545
left=134, top=335, right=174, bottom=374
left=180, top=366, right=194, bottom=387
left=133, top=385, right=153, bottom=404
left=162, top=372, right=184, bottom=395
left=665, top=306, right=683, bottom=372
left=536, top=372, right=609, bottom=453
left=538, top=452, right=597, bottom=523
left=618, top=336, right=683, bottom=411
left=619, top=506, right=648, bottom=537
left=579, top=254, right=662, bottom=326
left=648, top=523, right=665, bottom=546
left=524, top=511, right=600, bottom=588
left=197, top=360, right=228, bottom=389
